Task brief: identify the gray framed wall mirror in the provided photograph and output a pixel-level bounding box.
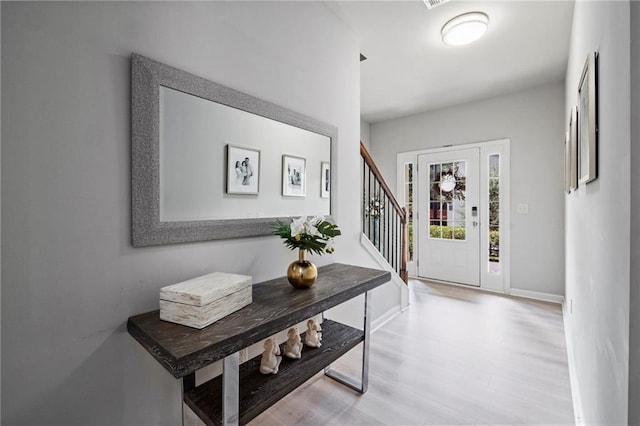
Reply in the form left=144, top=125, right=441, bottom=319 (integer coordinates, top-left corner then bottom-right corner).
left=131, top=54, right=336, bottom=247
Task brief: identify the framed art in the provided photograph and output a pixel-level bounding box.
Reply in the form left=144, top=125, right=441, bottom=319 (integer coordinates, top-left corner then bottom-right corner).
left=321, top=162, right=330, bottom=198
left=226, top=145, right=260, bottom=195
left=569, top=106, right=578, bottom=191
left=564, top=131, right=571, bottom=194
left=282, top=154, right=306, bottom=197
left=578, top=51, right=598, bottom=184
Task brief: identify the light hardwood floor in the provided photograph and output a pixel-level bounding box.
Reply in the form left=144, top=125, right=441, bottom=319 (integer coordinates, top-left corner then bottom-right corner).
left=249, top=279, right=575, bottom=426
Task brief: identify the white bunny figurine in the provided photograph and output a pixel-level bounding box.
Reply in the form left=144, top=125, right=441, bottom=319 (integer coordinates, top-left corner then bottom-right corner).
left=259, top=338, right=282, bottom=374
left=304, top=318, right=323, bottom=348
left=284, top=327, right=303, bottom=359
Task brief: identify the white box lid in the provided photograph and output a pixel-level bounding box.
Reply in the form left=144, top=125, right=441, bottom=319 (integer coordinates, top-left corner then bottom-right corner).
left=159, top=272, right=252, bottom=307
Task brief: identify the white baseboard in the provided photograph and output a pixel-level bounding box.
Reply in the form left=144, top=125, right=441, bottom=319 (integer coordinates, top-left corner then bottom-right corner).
left=411, top=276, right=564, bottom=305
left=371, top=305, right=402, bottom=333
left=509, top=288, right=564, bottom=304
left=563, top=302, right=584, bottom=425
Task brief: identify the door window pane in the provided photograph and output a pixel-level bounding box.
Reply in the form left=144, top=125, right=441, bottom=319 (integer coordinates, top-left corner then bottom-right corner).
left=489, top=154, right=499, bottom=177
left=404, top=162, right=414, bottom=261
left=455, top=161, right=466, bottom=179
left=453, top=222, right=466, bottom=240
left=429, top=160, right=466, bottom=241
left=430, top=164, right=440, bottom=182
left=454, top=199, right=466, bottom=221
left=488, top=154, right=500, bottom=273
left=489, top=202, right=499, bottom=225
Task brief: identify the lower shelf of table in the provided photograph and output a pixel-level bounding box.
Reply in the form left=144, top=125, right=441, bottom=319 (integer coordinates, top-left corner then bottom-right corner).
left=184, top=319, right=364, bottom=425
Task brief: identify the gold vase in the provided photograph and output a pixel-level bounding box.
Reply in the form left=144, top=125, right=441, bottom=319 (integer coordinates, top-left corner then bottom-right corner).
left=287, top=249, right=317, bottom=289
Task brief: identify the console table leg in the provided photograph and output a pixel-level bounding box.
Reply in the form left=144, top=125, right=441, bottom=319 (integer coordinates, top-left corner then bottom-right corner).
left=181, top=373, right=196, bottom=426
left=324, top=291, right=371, bottom=394
left=222, top=352, right=240, bottom=426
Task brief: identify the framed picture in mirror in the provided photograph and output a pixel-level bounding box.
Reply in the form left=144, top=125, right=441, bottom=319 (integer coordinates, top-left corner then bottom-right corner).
left=282, top=154, right=306, bottom=197
left=321, top=162, right=330, bottom=199
left=226, top=145, right=260, bottom=195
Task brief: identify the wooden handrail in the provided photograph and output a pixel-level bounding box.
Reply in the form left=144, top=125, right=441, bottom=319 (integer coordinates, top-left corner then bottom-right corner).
left=360, top=142, right=405, bottom=220
left=360, top=141, right=409, bottom=284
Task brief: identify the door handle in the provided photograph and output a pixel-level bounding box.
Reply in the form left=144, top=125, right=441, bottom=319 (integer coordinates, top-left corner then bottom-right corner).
left=472, top=221, right=478, bottom=227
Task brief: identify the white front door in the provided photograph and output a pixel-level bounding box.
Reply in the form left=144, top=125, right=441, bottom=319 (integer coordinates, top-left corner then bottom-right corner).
left=417, top=148, right=480, bottom=286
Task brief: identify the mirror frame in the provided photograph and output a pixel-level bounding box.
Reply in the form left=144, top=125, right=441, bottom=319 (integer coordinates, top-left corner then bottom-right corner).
left=131, top=53, right=337, bottom=247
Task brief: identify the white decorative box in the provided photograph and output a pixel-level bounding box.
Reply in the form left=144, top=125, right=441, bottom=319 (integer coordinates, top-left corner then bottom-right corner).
left=159, top=272, right=252, bottom=329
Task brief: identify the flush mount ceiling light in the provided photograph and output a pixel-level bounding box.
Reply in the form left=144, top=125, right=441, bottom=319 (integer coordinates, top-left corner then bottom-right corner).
left=441, top=12, right=489, bottom=46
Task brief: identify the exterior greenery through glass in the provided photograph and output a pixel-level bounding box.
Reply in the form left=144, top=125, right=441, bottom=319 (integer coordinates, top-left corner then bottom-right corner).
left=488, top=154, right=500, bottom=273
left=428, top=161, right=466, bottom=241
left=404, top=163, right=414, bottom=261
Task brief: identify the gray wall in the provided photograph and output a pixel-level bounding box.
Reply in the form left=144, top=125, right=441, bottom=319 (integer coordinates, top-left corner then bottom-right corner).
left=360, top=120, right=371, bottom=148
left=564, top=1, right=630, bottom=424
left=631, top=3, right=640, bottom=423
left=369, top=81, right=565, bottom=296
left=1, top=2, right=400, bottom=424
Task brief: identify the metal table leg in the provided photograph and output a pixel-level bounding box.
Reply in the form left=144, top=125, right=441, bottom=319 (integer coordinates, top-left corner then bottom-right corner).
left=181, top=373, right=196, bottom=425
left=324, top=291, right=371, bottom=393
left=222, top=352, right=240, bottom=426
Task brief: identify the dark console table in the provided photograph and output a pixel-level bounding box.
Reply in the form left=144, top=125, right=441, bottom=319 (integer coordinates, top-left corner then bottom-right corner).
left=127, top=263, right=390, bottom=425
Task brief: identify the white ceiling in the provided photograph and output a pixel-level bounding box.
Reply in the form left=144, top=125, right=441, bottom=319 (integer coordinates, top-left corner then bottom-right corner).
left=329, top=0, right=575, bottom=123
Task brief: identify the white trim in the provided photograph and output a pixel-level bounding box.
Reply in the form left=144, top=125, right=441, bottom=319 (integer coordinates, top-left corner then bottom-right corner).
left=396, top=157, right=417, bottom=277
left=411, top=276, right=564, bottom=305
left=360, top=233, right=410, bottom=310
left=397, top=138, right=507, bottom=156
left=371, top=305, right=403, bottom=333
left=508, top=288, right=564, bottom=304
left=563, top=303, right=585, bottom=426
left=480, top=141, right=511, bottom=293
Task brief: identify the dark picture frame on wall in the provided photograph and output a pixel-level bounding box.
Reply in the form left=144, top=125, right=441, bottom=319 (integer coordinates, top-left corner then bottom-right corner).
left=565, top=131, right=571, bottom=194
left=569, top=106, right=578, bottom=192
left=578, top=51, right=598, bottom=184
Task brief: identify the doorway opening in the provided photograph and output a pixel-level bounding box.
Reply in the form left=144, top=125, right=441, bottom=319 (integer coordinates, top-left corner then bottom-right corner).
left=397, top=139, right=510, bottom=293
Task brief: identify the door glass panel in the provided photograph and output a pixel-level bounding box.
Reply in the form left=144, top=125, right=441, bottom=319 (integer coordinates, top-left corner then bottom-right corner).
left=488, top=154, right=500, bottom=273
left=455, top=161, right=466, bottom=179
left=489, top=154, right=499, bottom=177
left=453, top=222, right=466, bottom=240
left=403, top=162, right=414, bottom=261
left=430, top=164, right=440, bottom=182
left=489, top=202, right=499, bottom=225
left=429, top=160, right=466, bottom=241
left=430, top=224, right=442, bottom=238
left=453, top=199, right=466, bottom=221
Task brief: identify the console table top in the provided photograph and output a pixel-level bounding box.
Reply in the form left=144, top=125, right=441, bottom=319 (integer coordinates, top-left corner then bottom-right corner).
left=127, top=263, right=390, bottom=378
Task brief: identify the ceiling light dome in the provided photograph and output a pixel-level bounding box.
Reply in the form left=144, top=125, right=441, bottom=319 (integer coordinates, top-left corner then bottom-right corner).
left=441, top=12, right=489, bottom=46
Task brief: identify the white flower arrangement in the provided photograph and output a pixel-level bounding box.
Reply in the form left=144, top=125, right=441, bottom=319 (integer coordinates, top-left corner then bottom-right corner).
left=272, top=216, right=341, bottom=255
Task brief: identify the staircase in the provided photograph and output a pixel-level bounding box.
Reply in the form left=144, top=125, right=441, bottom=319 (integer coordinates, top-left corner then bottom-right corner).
left=360, top=142, right=409, bottom=285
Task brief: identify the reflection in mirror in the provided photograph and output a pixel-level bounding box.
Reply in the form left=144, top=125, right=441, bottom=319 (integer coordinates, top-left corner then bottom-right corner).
left=131, top=54, right=336, bottom=247
left=159, top=87, right=330, bottom=221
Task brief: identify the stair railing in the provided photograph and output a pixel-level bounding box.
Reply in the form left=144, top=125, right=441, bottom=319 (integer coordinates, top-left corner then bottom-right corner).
left=361, top=142, right=408, bottom=284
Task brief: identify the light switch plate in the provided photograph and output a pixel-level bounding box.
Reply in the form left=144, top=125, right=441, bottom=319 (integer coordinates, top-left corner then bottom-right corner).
left=517, top=203, right=529, bottom=214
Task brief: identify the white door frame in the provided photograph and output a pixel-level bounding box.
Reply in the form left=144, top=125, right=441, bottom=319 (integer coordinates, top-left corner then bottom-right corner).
left=397, top=139, right=511, bottom=293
